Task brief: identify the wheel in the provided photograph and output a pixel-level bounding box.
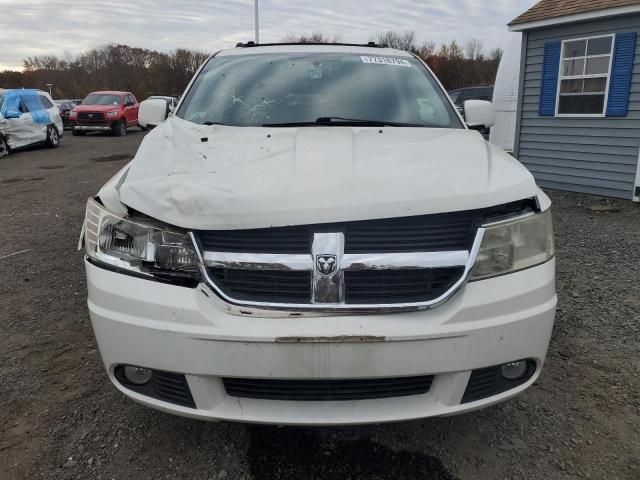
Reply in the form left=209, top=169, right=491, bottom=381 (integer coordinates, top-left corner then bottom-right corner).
left=0, top=136, right=9, bottom=158
left=111, top=119, right=127, bottom=137
left=45, top=125, right=60, bottom=148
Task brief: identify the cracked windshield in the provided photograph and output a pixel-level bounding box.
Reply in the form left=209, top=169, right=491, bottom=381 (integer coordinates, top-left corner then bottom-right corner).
left=178, top=53, right=461, bottom=127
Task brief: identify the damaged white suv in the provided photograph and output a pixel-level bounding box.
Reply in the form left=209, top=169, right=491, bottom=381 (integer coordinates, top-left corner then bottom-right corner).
left=81, top=44, right=556, bottom=425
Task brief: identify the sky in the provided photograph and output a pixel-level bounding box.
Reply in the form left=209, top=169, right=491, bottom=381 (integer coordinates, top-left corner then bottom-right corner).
left=0, top=0, right=537, bottom=71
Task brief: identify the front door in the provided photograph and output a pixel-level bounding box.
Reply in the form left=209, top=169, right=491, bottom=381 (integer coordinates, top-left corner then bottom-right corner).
left=8, top=99, right=46, bottom=149
left=124, top=95, right=138, bottom=126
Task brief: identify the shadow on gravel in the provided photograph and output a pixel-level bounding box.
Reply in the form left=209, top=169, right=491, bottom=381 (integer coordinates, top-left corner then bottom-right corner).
left=38, top=165, right=65, bottom=170
left=1, top=176, right=45, bottom=184
left=1, top=177, right=23, bottom=184
left=91, top=154, right=132, bottom=162
left=247, top=426, right=459, bottom=480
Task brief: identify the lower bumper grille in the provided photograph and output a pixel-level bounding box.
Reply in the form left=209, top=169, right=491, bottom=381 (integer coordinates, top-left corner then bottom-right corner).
left=223, top=375, right=434, bottom=401
left=461, top=360, right=536, bottom=403
left=115, top=367, right=195, bottom=408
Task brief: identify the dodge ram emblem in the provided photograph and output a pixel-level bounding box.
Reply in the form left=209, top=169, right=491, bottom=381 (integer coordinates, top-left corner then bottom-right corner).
left=316, top=254, right=337, bottom=276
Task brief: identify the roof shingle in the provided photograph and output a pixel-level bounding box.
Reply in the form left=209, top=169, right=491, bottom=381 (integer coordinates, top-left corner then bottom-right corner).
left=510, top=0, right=640, bottom=26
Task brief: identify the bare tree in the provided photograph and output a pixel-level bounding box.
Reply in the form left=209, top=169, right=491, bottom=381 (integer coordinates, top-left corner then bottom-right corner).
left=373, top=31, right=417, bottom=51
left=0, top=32, right=506, bottom=95
left=489, top=47, right=504, bottom=62
left=464, top=39, right=483, bottom=61
left=282, top=32, right=342, bottom=44
left=5, top=44, right=209, bottom=99
left=416, top=41, right=437, bottom=60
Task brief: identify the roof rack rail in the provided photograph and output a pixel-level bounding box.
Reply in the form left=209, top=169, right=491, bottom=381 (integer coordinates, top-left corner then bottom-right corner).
left=235, top=41, right=387, bottom=48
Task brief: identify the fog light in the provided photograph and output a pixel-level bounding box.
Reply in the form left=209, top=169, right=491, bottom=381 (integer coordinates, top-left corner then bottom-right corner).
left=123, top=366, right=152, bottom=385
left=501, top=361, right=528, bottom=380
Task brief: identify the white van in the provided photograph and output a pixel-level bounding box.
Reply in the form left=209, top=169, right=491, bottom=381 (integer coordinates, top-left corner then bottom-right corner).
left=80, top=43, right=556, bottom=425
left=489, top=34, right=523, bottom=153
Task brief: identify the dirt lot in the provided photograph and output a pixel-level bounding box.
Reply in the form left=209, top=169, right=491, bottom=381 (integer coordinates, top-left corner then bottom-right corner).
left=0, top=132, right=639, bottom=480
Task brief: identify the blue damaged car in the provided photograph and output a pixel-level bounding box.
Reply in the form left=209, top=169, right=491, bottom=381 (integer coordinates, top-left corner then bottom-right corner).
left=0, top=88, right=63, bottom=158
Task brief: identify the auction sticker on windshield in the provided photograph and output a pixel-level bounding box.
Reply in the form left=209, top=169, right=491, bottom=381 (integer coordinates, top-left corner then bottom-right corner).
left=361, top=56, right=412, bottom=67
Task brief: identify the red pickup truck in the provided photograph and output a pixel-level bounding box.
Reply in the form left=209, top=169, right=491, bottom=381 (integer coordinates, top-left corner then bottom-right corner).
left=70, top=91, right=140, bottom=136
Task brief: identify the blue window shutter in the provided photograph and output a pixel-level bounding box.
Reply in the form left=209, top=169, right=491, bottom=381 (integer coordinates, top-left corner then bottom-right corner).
left=607, top=32, right=637, bottom=117
left=539, top=41, right=561, bottom=116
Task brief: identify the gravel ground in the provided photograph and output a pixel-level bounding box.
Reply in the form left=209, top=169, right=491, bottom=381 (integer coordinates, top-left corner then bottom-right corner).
left=0, top=132, right=638, bottom=480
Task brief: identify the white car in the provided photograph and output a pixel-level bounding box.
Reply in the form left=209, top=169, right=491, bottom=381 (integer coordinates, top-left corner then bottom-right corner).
left=80, top=43, right=556, bottom=425
left=0, top=88, right=63, bottom=157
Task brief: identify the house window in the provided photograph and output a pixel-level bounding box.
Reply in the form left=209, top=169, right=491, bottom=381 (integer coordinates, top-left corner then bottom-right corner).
left=557, top=35, right=614, bottom=116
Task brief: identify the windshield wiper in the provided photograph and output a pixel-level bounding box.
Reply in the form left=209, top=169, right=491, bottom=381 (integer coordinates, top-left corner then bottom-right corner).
left=202, top=121, right=231, bottom=126
left=262, top=117, right=426, bottom=127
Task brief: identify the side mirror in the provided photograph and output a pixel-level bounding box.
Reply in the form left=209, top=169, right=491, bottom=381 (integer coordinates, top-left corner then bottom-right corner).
left=138, top=98, right=169, bottom=128
left=3, top=109, right=21, bottom=119
left=463, top=100, right=495, bottom=129
left=125, top=101, right=135, bottom=107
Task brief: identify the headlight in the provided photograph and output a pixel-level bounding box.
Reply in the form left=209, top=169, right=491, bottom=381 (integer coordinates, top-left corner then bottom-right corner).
left=82, top=198, right=201, bottom=285
left=106, top=111, right=118, bottom=118
left=470, top=209, right=554, bottom=281
left=69, top=110, right=77, bottom=118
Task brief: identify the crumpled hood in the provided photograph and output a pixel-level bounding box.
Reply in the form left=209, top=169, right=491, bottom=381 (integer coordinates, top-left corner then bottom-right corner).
left=117, top=116, right=538, bottom=230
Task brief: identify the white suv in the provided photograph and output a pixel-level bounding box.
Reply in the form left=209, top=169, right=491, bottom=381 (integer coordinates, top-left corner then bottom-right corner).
left=80, top=44, right=556, bottom=425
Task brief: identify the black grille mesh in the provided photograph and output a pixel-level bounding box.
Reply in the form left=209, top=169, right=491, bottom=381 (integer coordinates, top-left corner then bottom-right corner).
left=345, top=267, right=465, bottom=304
left=77, top=111, right=108, bottom=125
left=223, top=375, right=434, bottom=401
left=115, top=367, right=195, bottom=408
left=461, top=360, right=536, bottom=403
left=197, top=201, right=534, bottom=255
left=209, top=268, right=311, bottom=303
left=197, top=200, right=535, bottom=305
left=344, top=214, right=475, bottom=253
left=199, top=226, right=310, bottom=254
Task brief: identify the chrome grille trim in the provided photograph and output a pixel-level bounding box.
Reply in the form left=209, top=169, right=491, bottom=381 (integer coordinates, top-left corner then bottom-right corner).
left=341, top=251, right=469, bottom=270
left=190, top=229, right=486, bottom=312
left=312, top=232, right=345, bottom=304
left=202, top=250, right=469, bottom=271
left=203, top=252, right=311, bottom=271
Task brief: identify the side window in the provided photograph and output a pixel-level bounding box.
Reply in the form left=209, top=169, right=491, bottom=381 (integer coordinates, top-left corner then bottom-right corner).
left=23, top=94, right=45, bottom=113
left=557, top=35, right=613, bottom=115
left=39, top=95, right=54, bottom=109
left=126, top=95, right=135, bottom=105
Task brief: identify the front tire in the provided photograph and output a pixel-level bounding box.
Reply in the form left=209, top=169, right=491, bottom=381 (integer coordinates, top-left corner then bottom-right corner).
left=45, top=125, right=60, bottom=148
left=111, top=119, right=127, bottom=137
left=0, top=136, right=9, bottom=158
left=72, top=126, right=84, bottom=136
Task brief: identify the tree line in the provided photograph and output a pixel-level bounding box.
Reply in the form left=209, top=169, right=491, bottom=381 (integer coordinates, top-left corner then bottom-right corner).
left=0, top=31, right=502, bottom=100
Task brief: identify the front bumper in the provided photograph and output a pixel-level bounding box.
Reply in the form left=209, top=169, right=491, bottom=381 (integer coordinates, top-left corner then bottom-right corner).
left=73, top=125, right=111, bottom=131
left=86, top=259, right=556, bottom=425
